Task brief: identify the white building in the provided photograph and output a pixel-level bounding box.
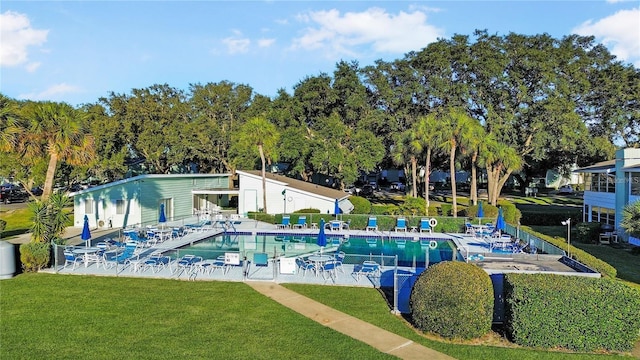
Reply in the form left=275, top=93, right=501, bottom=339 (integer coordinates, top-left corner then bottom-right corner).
left=236, top=170, right=353, bottom=216
left=575, top=148, right=640, bottom=246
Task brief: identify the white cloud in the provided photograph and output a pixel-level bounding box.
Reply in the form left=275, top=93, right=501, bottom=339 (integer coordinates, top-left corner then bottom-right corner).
left=572, top=8, right=640, bottom=67
left=18, top=83, right=81, bottom=101
left=291, top=7, right=444, bottom=57
left=222, top=30, right=251, bottom=54
left=258, top=38, right=276, bottom=48
left=0, top=11, right=48, bottom=68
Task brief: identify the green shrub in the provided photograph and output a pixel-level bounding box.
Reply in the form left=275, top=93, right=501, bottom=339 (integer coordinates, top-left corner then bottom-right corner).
left=505, top=273, right=640, bottom=352
left=293, top=208, right=320, bottom=213
left=463, top=201, right=521, bottom=225
left=440, top=204, right=452, bottom=216
left=0, top=219, right=6, bottom=232
left=520, top=225, right=617, bottom=278
left=397, top=197, right=427, bottom=216
left=575, top=222, right=601, bottom=244
left=249, top=212, right=276, bottom=224
left=410, top=261, right=494, bottom=339
left=19, top=242, right=50, bottom=272
left=371, top=204, right=394, bottom=215
left=349, top=196, right=371, bottom=214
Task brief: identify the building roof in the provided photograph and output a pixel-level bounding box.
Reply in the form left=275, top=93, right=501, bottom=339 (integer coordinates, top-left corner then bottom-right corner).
left=573, top=160, right=615, bottom=173
left=68, top=173, right=231, bottom=196
left=238, top=170, right=350, bottom=201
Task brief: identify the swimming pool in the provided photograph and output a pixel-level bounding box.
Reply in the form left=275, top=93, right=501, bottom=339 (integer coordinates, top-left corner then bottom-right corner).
left=165, top=232, right=462, bottom=267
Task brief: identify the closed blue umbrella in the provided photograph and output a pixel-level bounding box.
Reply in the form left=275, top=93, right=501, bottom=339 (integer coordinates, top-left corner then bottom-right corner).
left=476, top=201, right=484, bottom=224
left=496, top=207, right=506, bottom=232
left=317, top=219, right=327, bottom=255
left=81, top=215, right=91, bottom=248
left=334, top=199, right=340, bottom=218
left=159, top=203, right=167, bottom=224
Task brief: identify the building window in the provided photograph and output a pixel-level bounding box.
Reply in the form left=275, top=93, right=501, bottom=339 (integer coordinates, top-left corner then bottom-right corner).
left=606, top=174, right=616, bottom=193
left=85, top=199, right=94, bottom=214
left=115, top=200, right=125, bottom=215
left=631, top=173, right=640, bottom=196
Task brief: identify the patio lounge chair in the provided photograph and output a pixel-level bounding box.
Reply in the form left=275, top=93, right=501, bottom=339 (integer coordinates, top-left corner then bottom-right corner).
left=420, top=218, right=432, bottom=233
left=395, top=217, right=407, bottom=232
left=353, top=261, right=380, bottom=281
left=277, top=215, right=291, bottom=229
left=293, top=216, right=307, bottom=229
left=365, top=217, right=378, bottom=231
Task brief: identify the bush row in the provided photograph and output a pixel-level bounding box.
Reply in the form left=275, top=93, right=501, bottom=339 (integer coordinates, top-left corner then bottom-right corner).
left=520, top=211, right=582, bottom=226
left=504, top=273, right=640, bottom=352
left=520, top=225, right=617, bottom=278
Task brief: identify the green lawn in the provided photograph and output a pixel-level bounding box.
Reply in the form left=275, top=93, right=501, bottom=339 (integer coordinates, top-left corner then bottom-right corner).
left=1, top=274, right=633, bottom=359
left=0, top=207, right=32, bottom=238
left=1, top=274, right=393, bottom=360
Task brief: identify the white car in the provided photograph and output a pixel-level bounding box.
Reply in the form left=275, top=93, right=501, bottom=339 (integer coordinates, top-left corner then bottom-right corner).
left=558, top=185, right=574, bottom=195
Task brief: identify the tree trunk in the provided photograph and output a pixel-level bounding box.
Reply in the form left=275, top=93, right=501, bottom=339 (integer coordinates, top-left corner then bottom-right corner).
left=449, top=143, right=457, bottom=217
left=470, top=152, right=478, bottom=205
left=411, top=155, right=417, bottom=198
left=42, top=149, right=59, bottom=201
left=425, top=148, right=431, bottom=215
left=259, top=144, right=267, bottom=213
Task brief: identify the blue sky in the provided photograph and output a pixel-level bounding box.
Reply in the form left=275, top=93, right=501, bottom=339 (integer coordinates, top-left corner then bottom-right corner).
left=1, top=1, right=639, bottom=107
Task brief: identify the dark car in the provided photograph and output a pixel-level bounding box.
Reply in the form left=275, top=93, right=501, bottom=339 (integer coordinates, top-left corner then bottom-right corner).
left=0, top=187, right=29, bottom=204
left=360, top=184, right=374, bottom=197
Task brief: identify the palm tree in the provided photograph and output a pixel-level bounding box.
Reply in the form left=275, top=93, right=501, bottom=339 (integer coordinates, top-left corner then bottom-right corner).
left=458, top=118, right=486, bottom=205
left=620, top=201, right=640, bottom=238
left=391, top=130, right=419, bottom=198
left=482, top=135, right=522, bottom=205
left=414, top=114, right=440, bottom=215
left=230, top=116, right=279, bottom=213
left=18, top=101, right=94, bottom=200
left=437, top=108, right=473, bottom=217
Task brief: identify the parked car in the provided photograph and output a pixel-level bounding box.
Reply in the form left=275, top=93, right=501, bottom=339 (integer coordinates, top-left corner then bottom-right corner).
left=360, top=184, right=374, bottom=197
left=390, top=182, right=406, bottom=192
left=0, top=187, right=29, bottom=204
left=31, top=186, right=43, bottom=196
left=558, top=185, right=574, bottom=195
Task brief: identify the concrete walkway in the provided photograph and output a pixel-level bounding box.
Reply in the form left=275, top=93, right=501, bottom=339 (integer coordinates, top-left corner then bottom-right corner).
left=246, top=281, right=455, bottom=360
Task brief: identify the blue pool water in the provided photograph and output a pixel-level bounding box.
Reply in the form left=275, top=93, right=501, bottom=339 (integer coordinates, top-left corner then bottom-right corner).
left=169, top=233, right=461, bottom=267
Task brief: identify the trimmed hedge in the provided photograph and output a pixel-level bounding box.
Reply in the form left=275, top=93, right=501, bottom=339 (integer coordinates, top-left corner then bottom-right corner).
left=349, top=196, right=372, bottom=214
left=410, top=261, right=494, bottom=339
left=505, top=273, right=640, bottom=352
left=520, top=225, right=617, bottom=278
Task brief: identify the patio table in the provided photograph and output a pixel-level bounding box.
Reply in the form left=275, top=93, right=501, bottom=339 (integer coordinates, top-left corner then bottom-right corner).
left=307, top=254, right=333, bottom=276
left=72, top=247, right=100, bottom=267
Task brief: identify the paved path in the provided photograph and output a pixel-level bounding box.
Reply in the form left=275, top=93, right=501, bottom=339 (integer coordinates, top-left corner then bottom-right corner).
left=246, top=281, right=455, bottom=360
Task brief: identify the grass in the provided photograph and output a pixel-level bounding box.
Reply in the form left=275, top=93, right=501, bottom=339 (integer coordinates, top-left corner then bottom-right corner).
left=0, top=207, right=32, bottom=238
left=1, top=274, right=632, bottom=360
left=1, top=274, right=394, bottom=360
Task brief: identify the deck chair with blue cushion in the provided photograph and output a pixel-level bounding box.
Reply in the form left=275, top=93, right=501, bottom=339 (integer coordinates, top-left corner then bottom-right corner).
left=277, top=215, right=291, bottom=229
left=293, top=216, right=307, bottom=229
left=365, top=217, right=378, bottom=231
left=249, top=252, right=270, bottom=278
left=295, top=257, right=316, bottom=276
left=63, top=251, right=84, bottom=270
left=353, top=261, right=380, bottom=281
left=420, top=218, right=432, bottom=233
left=395, top=217, right=407, bottom=232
